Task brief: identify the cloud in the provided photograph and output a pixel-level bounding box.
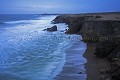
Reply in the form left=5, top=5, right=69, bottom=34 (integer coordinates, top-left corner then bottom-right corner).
left=0, top=0, right=120, bottom=14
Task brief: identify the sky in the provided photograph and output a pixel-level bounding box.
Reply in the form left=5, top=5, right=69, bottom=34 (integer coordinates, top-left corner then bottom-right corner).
left=0, top=0, right=120, bottom=14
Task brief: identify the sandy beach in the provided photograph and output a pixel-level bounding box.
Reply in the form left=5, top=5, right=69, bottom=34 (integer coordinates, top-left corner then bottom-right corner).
left=54, top=41, right=87, bottom=80
left=55, top=42, right=110, bottom=80
left=54, top=42, right=111, bottom=80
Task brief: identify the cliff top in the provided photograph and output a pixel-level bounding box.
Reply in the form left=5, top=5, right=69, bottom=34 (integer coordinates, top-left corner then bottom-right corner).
left=60, top=12, right=120, bottom=21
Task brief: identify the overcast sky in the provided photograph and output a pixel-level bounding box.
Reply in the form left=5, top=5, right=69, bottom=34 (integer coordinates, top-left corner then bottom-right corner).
left=0, top=0, right=120, bottom=14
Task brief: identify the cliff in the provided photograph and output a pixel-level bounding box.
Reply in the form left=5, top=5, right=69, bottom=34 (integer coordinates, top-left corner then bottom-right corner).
left=53, top=12, right=120, bottom=80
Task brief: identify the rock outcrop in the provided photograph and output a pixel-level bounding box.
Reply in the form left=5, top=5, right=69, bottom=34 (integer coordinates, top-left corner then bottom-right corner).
left=43, top=25, right=57, bottom=32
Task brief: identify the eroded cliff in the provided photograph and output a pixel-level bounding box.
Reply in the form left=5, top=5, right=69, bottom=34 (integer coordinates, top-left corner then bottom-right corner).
left=53, top=12, right=120, bottom=80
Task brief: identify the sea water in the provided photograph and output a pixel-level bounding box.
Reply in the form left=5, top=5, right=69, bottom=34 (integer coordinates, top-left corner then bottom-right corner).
left=0, top=14, right=87, bottom=80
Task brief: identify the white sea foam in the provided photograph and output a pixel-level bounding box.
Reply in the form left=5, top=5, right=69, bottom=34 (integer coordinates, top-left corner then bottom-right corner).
left=0, top=15, right=87, bottom=80
left=0, top=15, right=69, bottom=80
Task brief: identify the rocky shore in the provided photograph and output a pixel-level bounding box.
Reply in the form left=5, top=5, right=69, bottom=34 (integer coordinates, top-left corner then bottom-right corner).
left=53, top=12, right=120, bottom=80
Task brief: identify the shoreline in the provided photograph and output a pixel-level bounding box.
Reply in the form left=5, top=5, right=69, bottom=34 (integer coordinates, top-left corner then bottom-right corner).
left=54, top=41, right=87, bottom=80
left=54, top=42, right=111, bottom=80
left=83, top=43, right=110, bottom=80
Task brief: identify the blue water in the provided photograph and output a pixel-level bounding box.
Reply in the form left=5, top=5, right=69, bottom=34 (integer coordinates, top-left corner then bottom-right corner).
left=0, top=14, right=87, bottom=80
left=0, top=14, right=40, bottom=22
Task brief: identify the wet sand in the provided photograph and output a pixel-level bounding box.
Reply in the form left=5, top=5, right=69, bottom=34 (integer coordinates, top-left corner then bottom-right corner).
left=83, top=43, right=110, bottom=80
left=54, top=42, right=87, bottom=80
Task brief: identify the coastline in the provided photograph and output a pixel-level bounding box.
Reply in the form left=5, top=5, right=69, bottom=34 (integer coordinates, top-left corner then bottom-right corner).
left=83, top=43, right=110, bottom=80
left=54, top=41, right=87, bottom=80
left=53, top=12, right=120, bottom=80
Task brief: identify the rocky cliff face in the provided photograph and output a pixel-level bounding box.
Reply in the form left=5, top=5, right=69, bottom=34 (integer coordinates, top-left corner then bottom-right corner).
left=54, top=15, right=120, bottom=42
left=53, top=13, right=120, bottom=80
left=80, top=21, right=120, bottom=42
left=54, top=15, right=85, bottom=34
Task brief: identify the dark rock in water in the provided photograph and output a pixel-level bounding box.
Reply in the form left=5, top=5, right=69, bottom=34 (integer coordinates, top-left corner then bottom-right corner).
left=43, top=25, right=57, bottom=32
left=78, top=72, right=82, bottom=74
left=95, top=15, right=102, bottom=18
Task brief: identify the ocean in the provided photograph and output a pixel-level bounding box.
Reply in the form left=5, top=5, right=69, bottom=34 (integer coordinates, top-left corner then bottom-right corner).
left=0, top=14, right=87, bottom=80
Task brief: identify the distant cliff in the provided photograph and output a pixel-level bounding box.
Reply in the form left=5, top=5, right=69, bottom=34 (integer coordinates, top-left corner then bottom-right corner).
left=53, top=12, right=120, bottom=80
